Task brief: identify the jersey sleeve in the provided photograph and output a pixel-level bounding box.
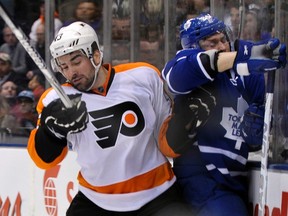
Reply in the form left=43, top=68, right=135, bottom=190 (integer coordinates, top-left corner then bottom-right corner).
left=161, top=49, right=218, bottom=94
left=243, top=73, right=265, bottom=104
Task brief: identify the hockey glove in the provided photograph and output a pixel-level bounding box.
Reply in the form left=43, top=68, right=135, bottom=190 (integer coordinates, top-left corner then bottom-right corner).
left=41, top=94, right=89, bottom=139
left=233, top=38, right=287, bottom=76
left=239, top=103, right=264, bottom=151
left=166, top=87, right=216, bottom=154
left=188, top=87, right=216, bottom=129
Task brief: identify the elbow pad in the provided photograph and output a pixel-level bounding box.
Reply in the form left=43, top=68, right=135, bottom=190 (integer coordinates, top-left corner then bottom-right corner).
left=199, top=49, right=221, bottom=78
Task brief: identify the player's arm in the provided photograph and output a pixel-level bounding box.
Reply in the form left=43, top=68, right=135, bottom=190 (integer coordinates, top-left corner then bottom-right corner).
left=218, top=38, right=286, bottom=74
left=27, top=93, right=88, bottom=169
left=163, top=38, right=286, bottom=94
left=216, top=52, right=236, bottom=72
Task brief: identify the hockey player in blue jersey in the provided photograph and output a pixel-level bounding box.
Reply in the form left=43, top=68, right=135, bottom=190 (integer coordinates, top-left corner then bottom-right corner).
left=162, top=14, right=287, bottom=216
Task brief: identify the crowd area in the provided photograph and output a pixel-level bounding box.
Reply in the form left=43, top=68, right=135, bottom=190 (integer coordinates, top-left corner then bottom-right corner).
left=0, top=0, right=277, bottom=137
left=0, top=0, right=277, bottom=140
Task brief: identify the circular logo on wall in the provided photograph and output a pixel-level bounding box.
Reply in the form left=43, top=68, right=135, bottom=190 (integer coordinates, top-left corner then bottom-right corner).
left=44, top=178, right=58, bottom=216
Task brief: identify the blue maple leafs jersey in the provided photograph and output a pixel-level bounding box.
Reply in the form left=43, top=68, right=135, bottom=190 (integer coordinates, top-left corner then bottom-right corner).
left=162, top=48, right=265, bottom=193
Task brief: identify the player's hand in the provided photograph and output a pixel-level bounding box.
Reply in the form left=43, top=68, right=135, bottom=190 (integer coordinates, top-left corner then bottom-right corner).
left=187, top=87, right=216, bottom=129
left=166, top=87, right=216, bottom=154
left=171, top=87, right=216, bottom=138
left=41, top=94, right=89, bottom=139
left=239, top=103, right=264, bottom=151
left=233, top=38, right=287, bottom=75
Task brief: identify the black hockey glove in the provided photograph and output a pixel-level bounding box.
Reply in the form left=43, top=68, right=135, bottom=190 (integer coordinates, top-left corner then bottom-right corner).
left=41, top=94, right=89, bottom=139
left=233, top=38, right=287, bottom=76
left=166, top=87, right=216, bottom=154
left=239, top=103, right=264, bottom=151
left=188, top=87, right=216, bottom=129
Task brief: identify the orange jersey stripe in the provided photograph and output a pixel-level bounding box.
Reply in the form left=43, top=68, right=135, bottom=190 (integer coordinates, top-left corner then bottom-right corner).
left=114, top=62, right=160, bottom=75
left=78, top=162, right=174, bottom=194
left=158, top=116, right=180, bottom=158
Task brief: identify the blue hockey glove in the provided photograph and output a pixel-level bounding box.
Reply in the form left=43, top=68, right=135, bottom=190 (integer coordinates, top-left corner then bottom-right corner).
left=233, top=38, right=287, bottom=76
left=41, top=94, right=89, bottom=139
left=239, top=103, right=264, bottom=151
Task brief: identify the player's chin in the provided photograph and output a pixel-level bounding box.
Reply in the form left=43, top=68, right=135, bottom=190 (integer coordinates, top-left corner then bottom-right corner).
left=73, top=82, right=86, bottom=91
left=73, top=78, right=93, bottom=91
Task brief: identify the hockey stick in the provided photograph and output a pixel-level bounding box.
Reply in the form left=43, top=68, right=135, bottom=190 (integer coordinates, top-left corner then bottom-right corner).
left=237, top=0, right=244, bottom=39
left=0, top=3, right=73, bottom=108
left=258, top=0, right=285, bottom=213
left=259, top=70, right=275, bottom=216
left=236, top=0, right=274, bottom=213
left=236, top=0, right=274, bottom=212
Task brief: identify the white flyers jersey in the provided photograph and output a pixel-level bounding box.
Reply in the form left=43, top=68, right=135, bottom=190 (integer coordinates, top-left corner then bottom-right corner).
left=28, top=62, right=175, bottom=211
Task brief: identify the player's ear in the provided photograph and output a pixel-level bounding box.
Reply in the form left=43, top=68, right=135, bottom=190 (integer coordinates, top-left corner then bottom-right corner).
left=92, top=50, right=101, bottom=65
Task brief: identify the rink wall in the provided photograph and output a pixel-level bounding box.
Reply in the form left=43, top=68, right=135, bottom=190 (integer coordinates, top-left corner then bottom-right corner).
left=1, top=144, right=288, bottom=216
left=248, top=165, right=288, bottom=216
left=0, top=144, right=79, bottom=216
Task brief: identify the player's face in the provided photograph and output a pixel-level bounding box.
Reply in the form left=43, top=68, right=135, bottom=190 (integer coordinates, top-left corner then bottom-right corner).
left=57, top=50, right=96, bottom=91
left=199, top=32, right=230, bottom=52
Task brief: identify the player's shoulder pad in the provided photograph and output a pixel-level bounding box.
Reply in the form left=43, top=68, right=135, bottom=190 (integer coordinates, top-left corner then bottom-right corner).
left=114, top=62, right=160, bottom=75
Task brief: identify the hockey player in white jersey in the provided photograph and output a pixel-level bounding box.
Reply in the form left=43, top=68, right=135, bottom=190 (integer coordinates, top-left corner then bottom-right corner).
left=27, top=21, right=193, bottom=215
left=162, top=14, right=286, bottom=216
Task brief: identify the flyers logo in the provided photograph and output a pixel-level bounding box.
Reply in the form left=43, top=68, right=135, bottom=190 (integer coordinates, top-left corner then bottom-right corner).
left=89, top=102, right=145, bottom=148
